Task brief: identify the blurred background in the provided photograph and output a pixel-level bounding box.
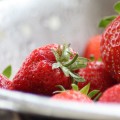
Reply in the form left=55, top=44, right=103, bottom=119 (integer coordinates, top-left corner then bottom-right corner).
left=0, top=0, right=118, bottom=77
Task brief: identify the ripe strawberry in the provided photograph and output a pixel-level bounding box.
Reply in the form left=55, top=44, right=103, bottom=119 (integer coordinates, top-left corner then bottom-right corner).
left=83, top=35, right=101, bottom=60
left=13, top=44, right=87, bottom=96
left=99, top=84, right=120, bottom=103
left=100, top=2, right=120, bottom=82
left=78, top=61, right=115, bottom=92
left=51, top=83, right=100, bottom=103
left=100, top=16, right=120, bottom=83
left=0, top=74, right=12, bottom=90
left=52, top=90, right=92, bottom=103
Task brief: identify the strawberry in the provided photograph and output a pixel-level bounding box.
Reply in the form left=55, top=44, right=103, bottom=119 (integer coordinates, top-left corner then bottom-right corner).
left=52, top=83, right=100, bottom=103
left=78, top=61, right=115, bottom=92
left=0, top=74, right=12, bottom=90
left=13, top=44, right=88, bottom=96
left=99, top=2, right=120, bottom=82
left=52, top=90, right=92, bottom=103
left=99, top=84, right=120, bottom=103
left=83, top=35, right=101, bottom=60
left=100, top=16, right=120, bottom=82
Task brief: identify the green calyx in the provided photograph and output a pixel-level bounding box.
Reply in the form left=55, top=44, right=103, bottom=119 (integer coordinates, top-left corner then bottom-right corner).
left=52, top=44, right=88, bottom=83
left=114, top=1, right=120, bottom=14
left=99, top=16, right=116, bottom=28
left=99, top=1, right=120, bottom=28
left=2, top=65, right=12, bottom=79
left=54, top=83, right=101, bottom=101
left=72, top=83, right=101, bottom=101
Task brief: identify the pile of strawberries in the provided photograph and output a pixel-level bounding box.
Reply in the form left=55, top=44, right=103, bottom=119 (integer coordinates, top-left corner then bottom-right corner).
left=1, top=1, right=120, bottom=103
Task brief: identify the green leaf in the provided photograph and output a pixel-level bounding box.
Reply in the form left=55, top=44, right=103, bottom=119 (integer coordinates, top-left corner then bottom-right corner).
left=53, top=85, right=66, bottom=94
left=52, top=49, right=60, bottom=61
left=88, top=90, right=100, bottom=99
left=69, top=71, right=85, bottom=82
left=80, top=83, right=90, bottom=95
left=2, top=65, right=12, bottom=78
left=64, top=54, right=78, bottom=67
left=94, top=92, right=102, bottom=101
left=61, top=66, right=85, bottom=82
left=99, top=15, right=116, bottom=28
left=61, top=66, right=70, bottom=77
left=74, top=77, right=85, bottom=83
left=56, top=85, right=66, bottom=91
left=69, top=57, right=88, bottom=71
left=114, top=1, right=120, bottom=14
left=53, top=91, right=63, bottom=94
left=71, top=84, right=79, bottom=91
left=52, top=62, right=61, bottom=69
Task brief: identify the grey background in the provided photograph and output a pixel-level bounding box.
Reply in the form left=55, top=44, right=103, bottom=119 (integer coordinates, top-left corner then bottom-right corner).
left=0, top=0, right=118, bottom=78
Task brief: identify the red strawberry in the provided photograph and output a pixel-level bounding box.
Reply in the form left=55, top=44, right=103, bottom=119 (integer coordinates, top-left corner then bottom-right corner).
left=78, top=61, right=115, bottom=92
left=52, top=90, right=92, bottom=103
left=100, top=16, right=120, bottom=82
left=99, top=2, right=120, bottom=82
left=99, top=84, right=120, bottom=103
left=52, top=83, right=101, bottom=102
left=13, top=44, right=87, bottom=96
left=0, top=74, right=12, bottom=90
left=83, top=35, right=101, bottom=60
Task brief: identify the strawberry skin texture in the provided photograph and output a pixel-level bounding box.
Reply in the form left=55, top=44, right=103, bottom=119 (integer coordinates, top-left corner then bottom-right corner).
left=13, top=44, right=71, bottom=95
left=0, top=74, right=13, bottom=90
left=100, top=16, right=120, bottom=82
left=78, top=61, right=115, bottom=92
left=99, top=84, right=120, bottom=103
left=52, top=90, right=92, bottom=103
left=83, top=35, right=101, bottom=60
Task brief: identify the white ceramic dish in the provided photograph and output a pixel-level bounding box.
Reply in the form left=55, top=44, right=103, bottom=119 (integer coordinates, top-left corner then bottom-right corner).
left=0, top=89, right=119, bottom=120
